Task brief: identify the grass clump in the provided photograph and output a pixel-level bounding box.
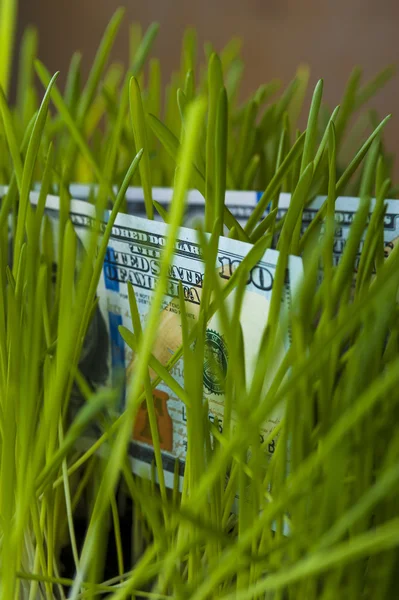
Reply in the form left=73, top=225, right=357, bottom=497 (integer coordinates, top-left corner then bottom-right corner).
left=0, top=2, right=398, bottom=598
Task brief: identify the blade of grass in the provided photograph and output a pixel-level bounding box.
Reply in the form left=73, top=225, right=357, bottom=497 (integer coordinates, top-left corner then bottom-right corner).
left=13, top=72, right=59, bottom=272
left=129, top=77, right=154, bottom=219
left=215, top=88, right=228, bottom=236
left=0, top=85, right=24, bottom=190
left=205, top=53, right=223, bottom=231
left=16, top=26, right=38, bottom=125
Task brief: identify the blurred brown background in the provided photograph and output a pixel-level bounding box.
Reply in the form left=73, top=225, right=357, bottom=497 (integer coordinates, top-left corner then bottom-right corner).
left=15, top=0, right=399, bottom=177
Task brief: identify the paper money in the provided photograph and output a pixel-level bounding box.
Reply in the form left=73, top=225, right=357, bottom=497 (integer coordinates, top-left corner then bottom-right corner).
left=276, top=193, right=399, bottom=269
left=64, top=184, right=261, bottom=228
left=48, top=185, right=399, bottom=263
left=29, top=192, right=303, bottom=490
left=6, top=182, right=399, bottom=257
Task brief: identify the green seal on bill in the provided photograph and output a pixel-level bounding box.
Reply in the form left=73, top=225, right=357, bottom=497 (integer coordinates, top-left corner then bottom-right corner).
left=203, top=329, right=228, bottom=395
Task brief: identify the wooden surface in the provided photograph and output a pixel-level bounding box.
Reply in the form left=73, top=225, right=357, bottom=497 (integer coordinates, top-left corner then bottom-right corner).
left=15, top=0, right=399, bottom=177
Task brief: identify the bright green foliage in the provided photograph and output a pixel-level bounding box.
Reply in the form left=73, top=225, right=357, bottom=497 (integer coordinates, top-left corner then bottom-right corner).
left=0, top=2, right=398, bottom=598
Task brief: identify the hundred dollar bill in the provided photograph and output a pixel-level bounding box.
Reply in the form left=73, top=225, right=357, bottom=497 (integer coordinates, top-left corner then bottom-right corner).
left=5, top=184, right=399, bottom=268
left=62, top=184, right=262, bottom=227
left=276, top=193, right=399, bottom=268
left=29, top=192, right=303, bottom=491
left=51, top=184, right=399, bottom=262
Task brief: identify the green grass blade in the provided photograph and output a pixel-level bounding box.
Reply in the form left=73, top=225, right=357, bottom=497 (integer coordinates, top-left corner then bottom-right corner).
left=131, top=23, right=160, bottom=75
left=16, top=26, right=38, bottom=124
left=359, top=135, right=380, bottom=198
left=0, top=85, right=23, bottom=190
left=64, top=52, right=82, bottom=113
left=300, top=79, right=323, bottom=174
left=181, top=27, right=197, bottom=80
left=287, top=64, right=310, bottom=129
left=334, top=67, right=362, bottom=144
left=205, top=53, right=223, bottom=230
left=13, top=72, right=59, bottom=271
left=129, top=77, right=154, bottom=219
left=215, top=88, right=228, bottom=236
left=76, top=8, right=125, bottom=124
left=278, top=161, right=314, bottom=255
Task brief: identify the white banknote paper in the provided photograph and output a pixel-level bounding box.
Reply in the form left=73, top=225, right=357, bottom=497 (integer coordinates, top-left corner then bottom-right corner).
left=28, top=193, right=303, bottom=490
left=65, top=184, right=261, bottom=228
left=275, top=193, right=399, bottom=267
left=61, top=185, right=399, bottom=262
